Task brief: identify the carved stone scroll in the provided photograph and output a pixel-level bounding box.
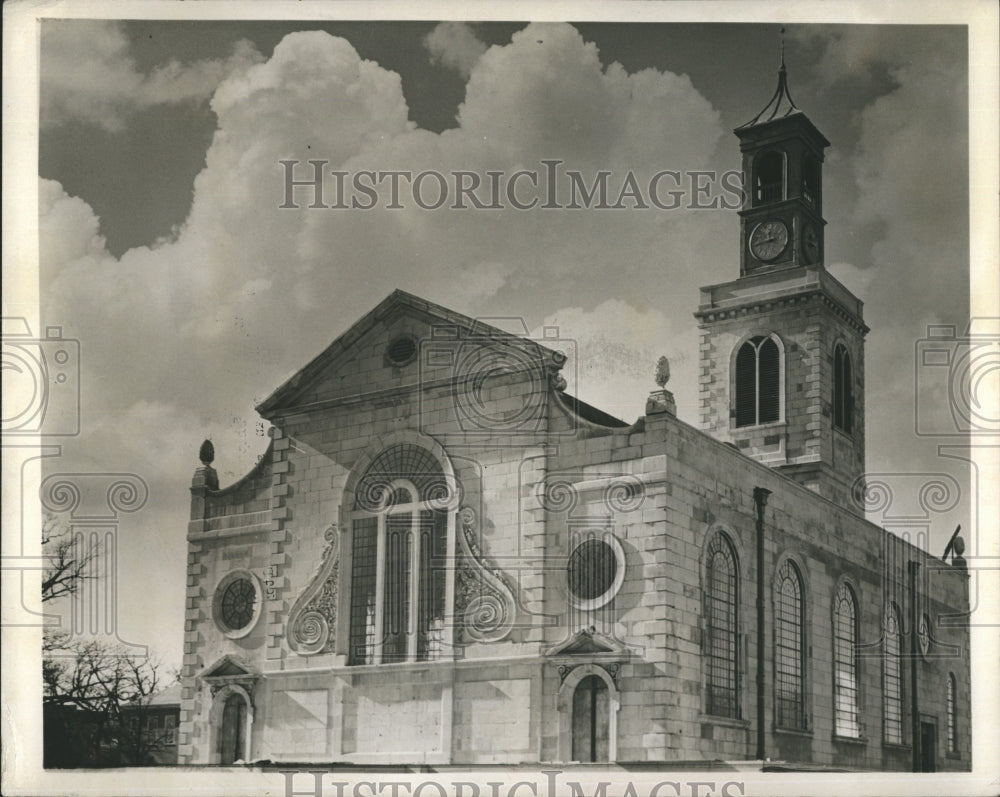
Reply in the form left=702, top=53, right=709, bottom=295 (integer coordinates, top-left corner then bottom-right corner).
left=287, top=525, right=340, bottom=655
left=454, top=506, right=517, bottom=643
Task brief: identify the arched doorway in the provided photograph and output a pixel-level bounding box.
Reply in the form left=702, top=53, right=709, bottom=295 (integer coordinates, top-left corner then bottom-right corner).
left=571, top=675, right=610, bottom=762
left=219, top=692, right=247, bottom=765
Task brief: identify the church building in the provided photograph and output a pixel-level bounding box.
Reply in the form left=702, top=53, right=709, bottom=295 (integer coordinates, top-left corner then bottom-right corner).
left=177, top=59, right=971, bottom=771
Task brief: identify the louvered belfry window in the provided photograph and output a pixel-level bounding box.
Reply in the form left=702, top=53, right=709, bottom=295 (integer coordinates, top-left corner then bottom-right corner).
left=349, top=444, right=450, bottom=665
left=833, top=343, right=854, bottom=432
left=735, top=335, right=781, bottom=427
left=754, top=151, right=785, bottom=205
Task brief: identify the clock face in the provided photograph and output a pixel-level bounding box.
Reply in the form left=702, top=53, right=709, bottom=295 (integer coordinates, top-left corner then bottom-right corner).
left=802, top=223, right=820, bottom=263
left=750, top=220, right=789, bottom=262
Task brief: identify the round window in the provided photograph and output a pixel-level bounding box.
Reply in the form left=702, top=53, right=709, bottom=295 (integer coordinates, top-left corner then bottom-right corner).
left=386, top=335, right=417, bottom=367
left=567, top=536, right=625, bottom=609
left=222, top=579, right=256, bottom=630
left=213, top=571, right=262, bottom=639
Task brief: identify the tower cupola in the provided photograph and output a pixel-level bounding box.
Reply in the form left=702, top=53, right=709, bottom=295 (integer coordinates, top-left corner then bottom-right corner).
left=735, top=45, right=830, bottom=275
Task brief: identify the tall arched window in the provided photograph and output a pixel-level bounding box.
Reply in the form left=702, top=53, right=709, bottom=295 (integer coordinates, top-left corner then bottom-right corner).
left=947, top=673, right=957, bottom=754
left=775, top=559, right=806, bottom=729
left=833, top=583, right=860, bottom=737
left=735, top=335, right=781, bottom=427
left=705, top=533, right=739, bottom=718
left=883, top=605, right=904, bottom=744
left=833, top=343, right=854, bottom=433
left=754, top=151, right=784, bottom=205
left=349, top=444, right=451, bottom=665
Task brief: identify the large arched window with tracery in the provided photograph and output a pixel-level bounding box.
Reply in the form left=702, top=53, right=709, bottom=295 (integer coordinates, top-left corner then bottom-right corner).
left=735, top=335, right=781, bottom=427
left=349, top=444, right=451, bottom=665
left=833, top=582, right=860, bottom=737
left=775, top=559, right=806, bottom=729
left=705, top=532, right=739, bottom=718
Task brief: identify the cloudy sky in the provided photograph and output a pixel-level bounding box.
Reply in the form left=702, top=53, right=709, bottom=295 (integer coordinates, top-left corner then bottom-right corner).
left=30, top=17, right=978, bottom=673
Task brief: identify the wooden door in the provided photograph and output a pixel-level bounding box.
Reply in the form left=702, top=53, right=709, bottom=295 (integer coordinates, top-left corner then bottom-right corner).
left=219, top=693, right=246, bottom=765
left=571, top=675, right=609, bottom=762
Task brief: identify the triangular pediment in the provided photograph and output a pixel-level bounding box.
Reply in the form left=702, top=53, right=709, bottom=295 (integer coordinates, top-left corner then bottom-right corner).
left=545, top=627, right=629, bottom=658
left=256, top=289, right=563, bottom=418
left=198, top=654, right=258, bottom=681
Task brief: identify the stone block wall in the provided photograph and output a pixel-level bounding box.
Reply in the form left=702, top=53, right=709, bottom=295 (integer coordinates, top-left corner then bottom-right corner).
left=179, top=297, right=968, bottom=771
left=696, top=286, right=866, bottom=514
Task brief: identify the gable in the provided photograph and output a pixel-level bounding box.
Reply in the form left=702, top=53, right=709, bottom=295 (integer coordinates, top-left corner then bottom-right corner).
left=256, top=289, right=564, bottom=419
left=198, top=655, right=256, bottom=680
left=545, top=627, right=629, bottom=659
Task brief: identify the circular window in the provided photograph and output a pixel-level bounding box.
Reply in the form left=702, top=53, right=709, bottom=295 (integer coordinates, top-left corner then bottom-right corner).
left=567, top=536, right=625, bottom=610
left=386, top=335, right=417, bottom=367
left=213, top=571, right=262, bottom=639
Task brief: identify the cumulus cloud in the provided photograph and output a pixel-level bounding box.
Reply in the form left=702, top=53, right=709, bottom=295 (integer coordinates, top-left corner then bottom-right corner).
left=37, top=22, right=975, bottom=665
left=42, top=22, right=727, bottom=486
left=533, top=300, right=695, bottom=425
left=424, top=22, right=488, bottom=78
left=791, top=27, right=971, bottom=534
left=40, top=20, right=263, bottom=131
left=794, top=27, right=968, bottom=321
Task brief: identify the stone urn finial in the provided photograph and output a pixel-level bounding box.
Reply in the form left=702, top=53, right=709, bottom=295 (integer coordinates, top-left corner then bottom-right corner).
left=646, top=356, right=676, bottom=417
left=199, top=439, right=215, bottom=466
left=655, top=356, right=670, bottom=388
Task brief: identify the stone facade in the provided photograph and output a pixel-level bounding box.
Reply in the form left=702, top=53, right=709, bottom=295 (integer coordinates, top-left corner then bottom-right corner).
left=177, top=73, right=971, bottom=771
left=176, top=290, right=970, bottom=771
left=694, top=266, right=868, bottom=512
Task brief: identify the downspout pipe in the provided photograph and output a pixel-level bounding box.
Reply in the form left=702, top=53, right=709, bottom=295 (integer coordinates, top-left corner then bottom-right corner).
left=909, top=560, right=921, bottom=772
left=753, top=486, right=772, bottom=762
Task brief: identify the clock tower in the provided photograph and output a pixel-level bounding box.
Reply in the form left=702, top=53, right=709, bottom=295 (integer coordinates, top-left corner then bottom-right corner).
left=737, top=53, right=828, bottom=274
left=694, top=46, right=869, bottom=515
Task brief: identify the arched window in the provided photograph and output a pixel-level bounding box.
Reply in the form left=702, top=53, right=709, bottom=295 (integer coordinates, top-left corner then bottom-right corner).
left=735, top=335, right=781, bottom=427
left=349, top=444, right=451, bottom=665
left=754, top=152, right=784, bottom=205
left=833, top=583, right=860, bottom=737
left=947, top=673, right=957, bottom=753
left=705, top=533, right=739, bottom=718
left=833, top=344, right=854, bottom=432
left=883, top=605, right=904, bottom=744
left=775, top=559, right=806, bottom=729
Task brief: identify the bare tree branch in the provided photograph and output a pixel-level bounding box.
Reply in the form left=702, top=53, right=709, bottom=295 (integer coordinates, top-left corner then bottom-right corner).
left=43, top=632, right=166, bottom=766
left=41, top=512, right=98, bottom=603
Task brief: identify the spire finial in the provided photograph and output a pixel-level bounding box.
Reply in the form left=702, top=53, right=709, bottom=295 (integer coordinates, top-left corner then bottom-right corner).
left=736, top=25, right=799, bottom=128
